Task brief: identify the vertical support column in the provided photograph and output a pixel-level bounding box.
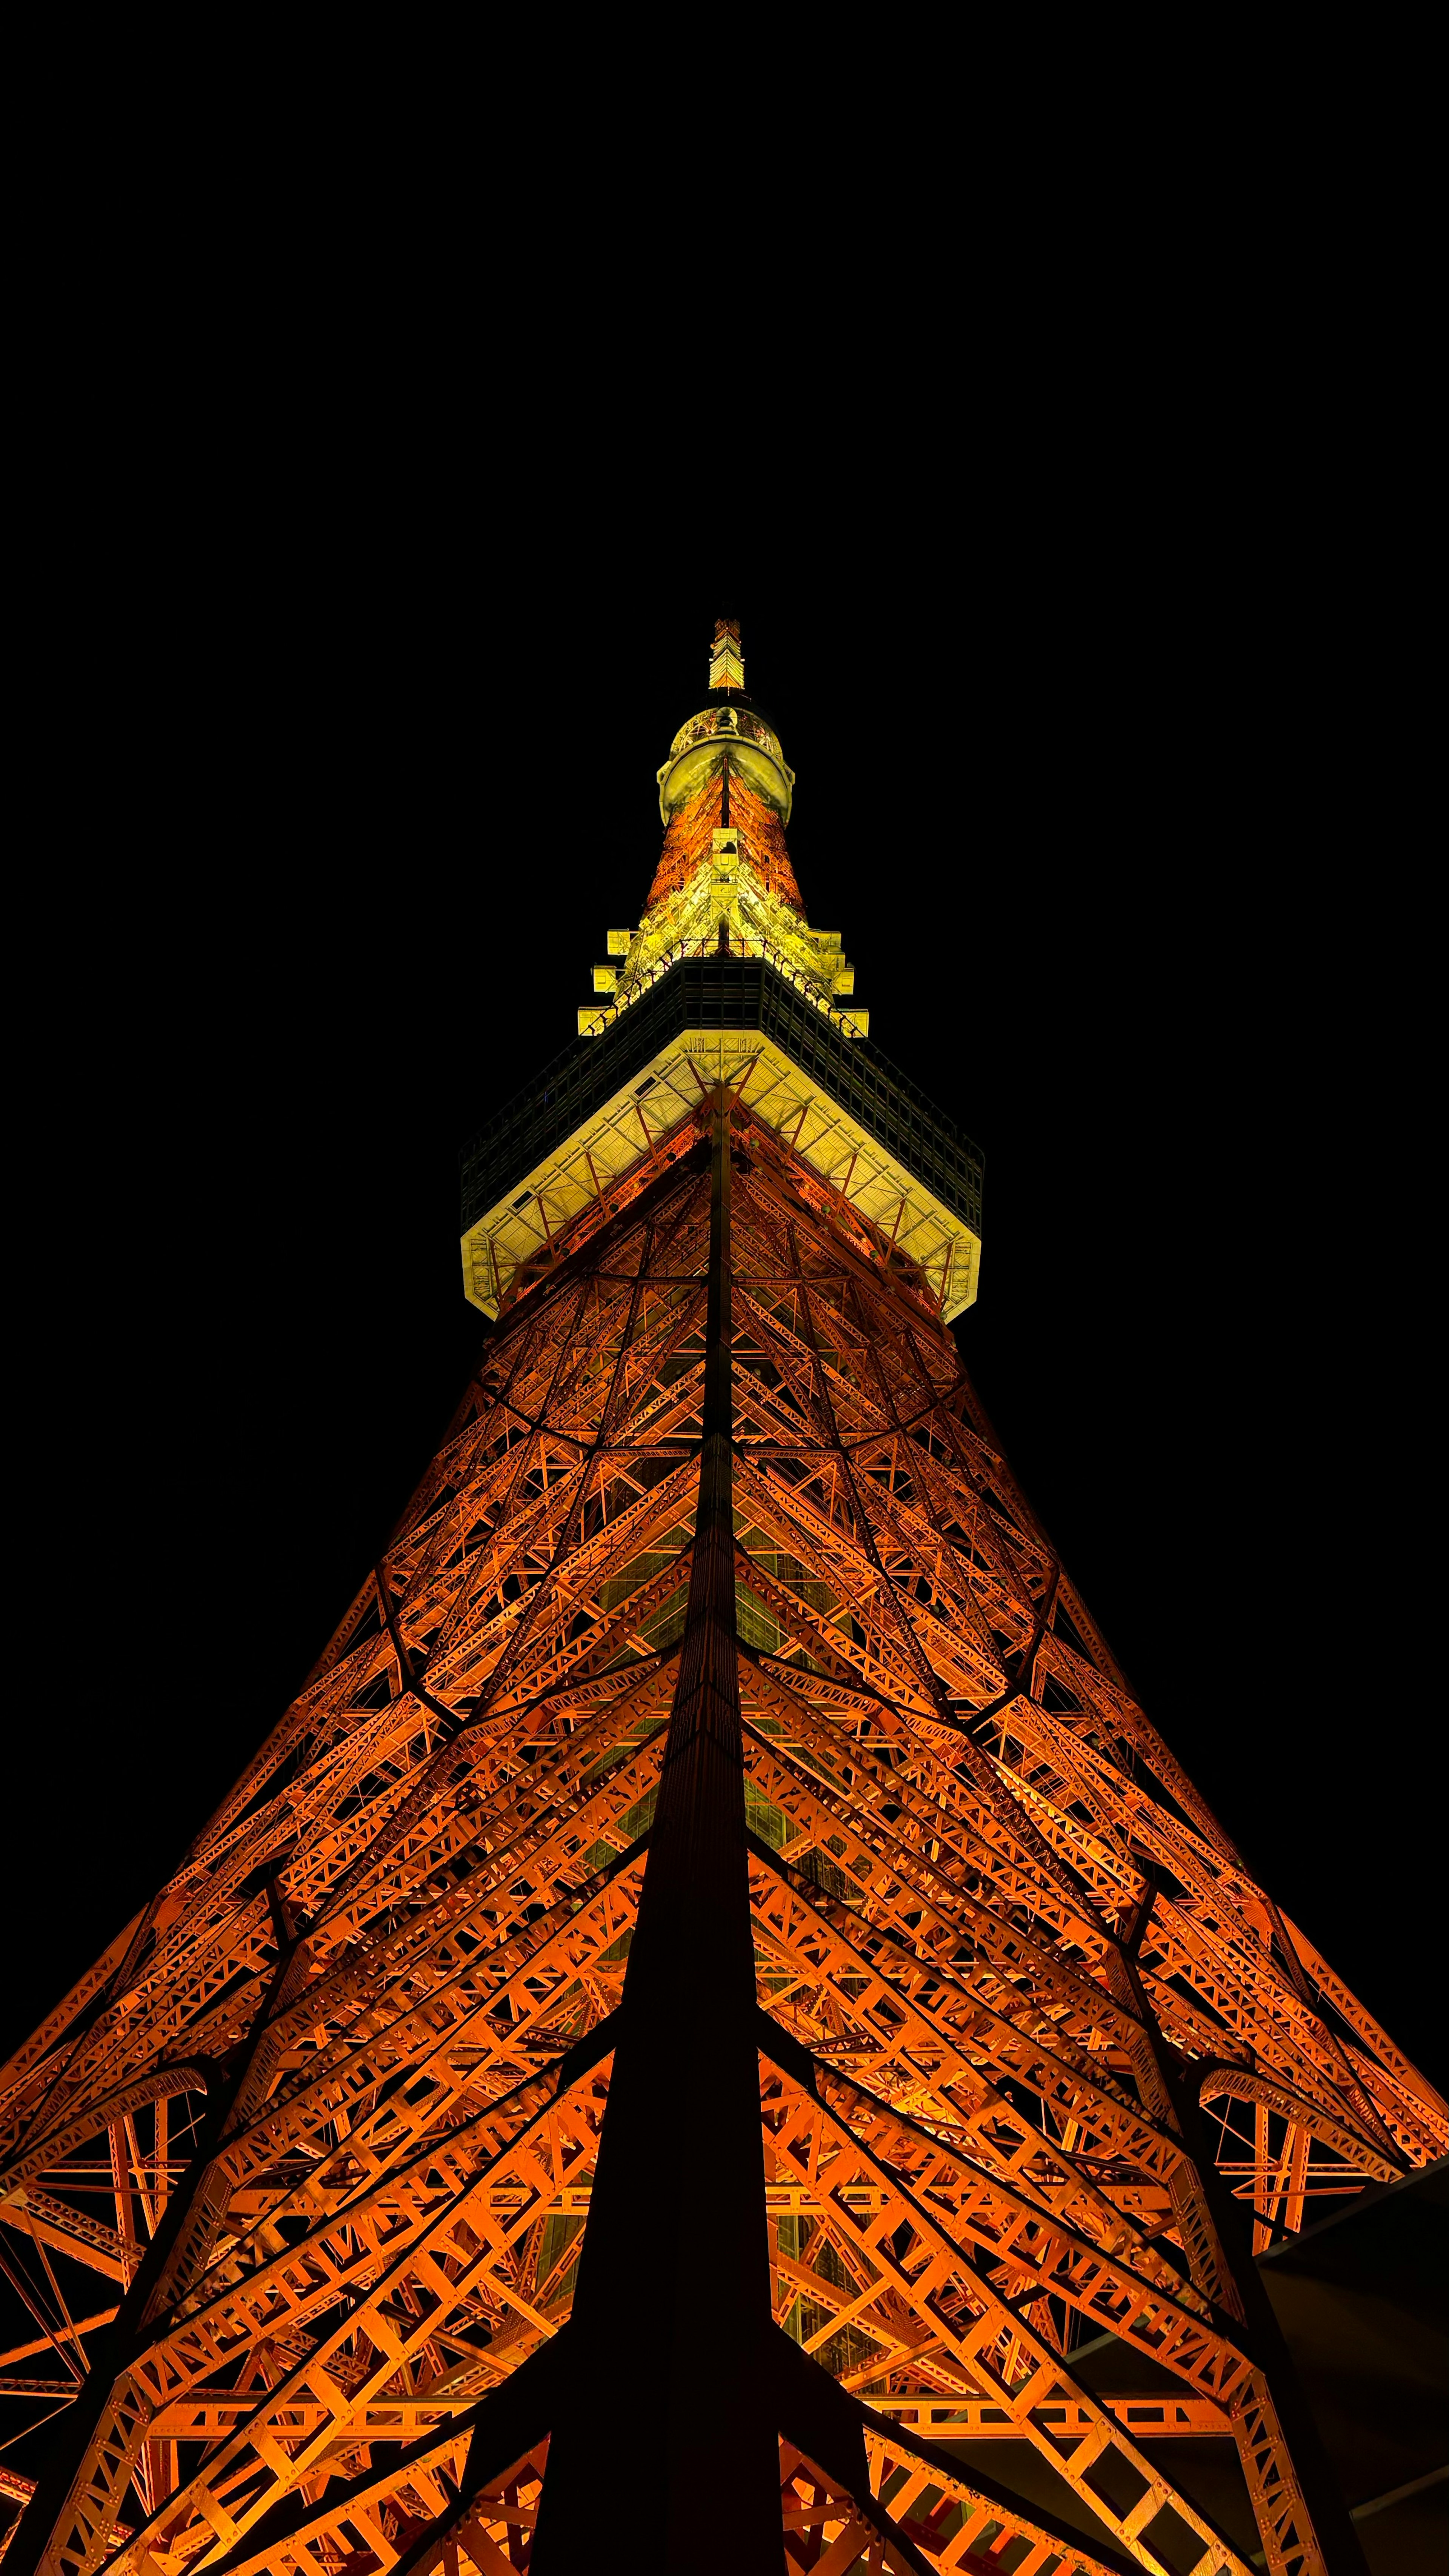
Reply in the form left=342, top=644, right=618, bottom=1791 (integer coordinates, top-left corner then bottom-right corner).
left=532, top=1089, right=780, bottom=2572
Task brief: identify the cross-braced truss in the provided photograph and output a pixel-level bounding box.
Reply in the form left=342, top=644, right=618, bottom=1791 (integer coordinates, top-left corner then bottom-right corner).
left=2, top=1067, right=1439, bottom=2576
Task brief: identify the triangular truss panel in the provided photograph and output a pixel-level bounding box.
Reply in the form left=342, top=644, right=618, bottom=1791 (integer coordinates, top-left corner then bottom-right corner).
left=3, top=627, right=1439, bottom=2575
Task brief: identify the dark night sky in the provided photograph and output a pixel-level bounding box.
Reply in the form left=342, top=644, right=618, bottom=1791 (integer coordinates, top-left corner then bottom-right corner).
left=7, top=481, right=1435, bottom=2091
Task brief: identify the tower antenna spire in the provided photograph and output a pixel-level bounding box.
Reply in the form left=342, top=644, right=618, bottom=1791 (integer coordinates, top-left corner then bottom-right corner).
left=708, top=614, right=744, bottom=693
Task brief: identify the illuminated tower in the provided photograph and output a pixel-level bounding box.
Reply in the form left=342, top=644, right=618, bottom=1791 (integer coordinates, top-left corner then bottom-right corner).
left=2, top=626, right=1442, bottom=2576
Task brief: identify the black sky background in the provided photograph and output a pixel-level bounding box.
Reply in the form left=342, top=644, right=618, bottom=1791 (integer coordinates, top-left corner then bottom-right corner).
left=6, top=425, right=1436, bottom=2092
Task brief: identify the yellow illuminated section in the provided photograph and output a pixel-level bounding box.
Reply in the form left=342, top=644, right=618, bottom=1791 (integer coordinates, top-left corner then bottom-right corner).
left=462, top=1028, right=980, bottom=1326
left=471, top=619, right=975, bottom=1330
left=577, top=835, right=863, bottom=1041
left=708, top=616, right=745, bottom=692
left=577, top=631, right=860, bottom=1043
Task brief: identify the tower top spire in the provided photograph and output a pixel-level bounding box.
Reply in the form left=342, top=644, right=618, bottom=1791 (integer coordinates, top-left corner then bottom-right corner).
left=708, top=616, right=744, bottom=693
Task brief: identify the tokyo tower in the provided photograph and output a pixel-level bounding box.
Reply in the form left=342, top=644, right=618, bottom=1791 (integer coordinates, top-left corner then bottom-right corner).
left=2, top=626, right=1441, bottom=2576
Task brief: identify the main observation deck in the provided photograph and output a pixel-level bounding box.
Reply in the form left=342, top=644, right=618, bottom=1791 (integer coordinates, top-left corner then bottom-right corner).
left=460, top=952, right=984, bottom=1324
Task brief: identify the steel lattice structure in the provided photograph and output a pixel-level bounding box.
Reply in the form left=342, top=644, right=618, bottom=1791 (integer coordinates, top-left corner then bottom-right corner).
left=2, top=626, right=1441, bottom=2576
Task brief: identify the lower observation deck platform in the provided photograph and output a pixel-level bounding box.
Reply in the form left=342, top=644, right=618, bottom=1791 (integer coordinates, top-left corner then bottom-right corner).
left=460, top=957, right=984, bottom=1323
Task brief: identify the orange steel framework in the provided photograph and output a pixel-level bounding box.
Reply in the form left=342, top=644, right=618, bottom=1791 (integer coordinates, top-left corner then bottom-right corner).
left=1, top=628, right=1442, bottom=2576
